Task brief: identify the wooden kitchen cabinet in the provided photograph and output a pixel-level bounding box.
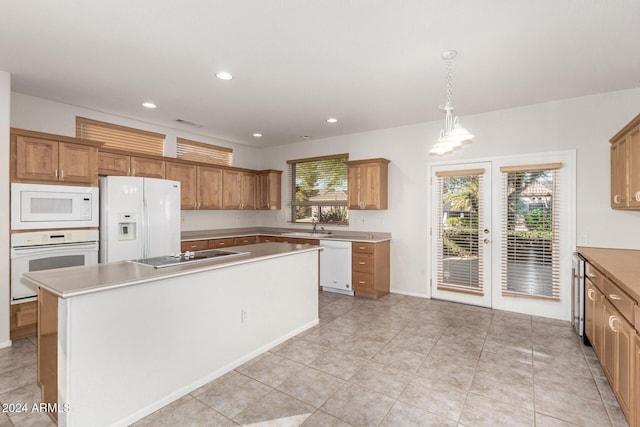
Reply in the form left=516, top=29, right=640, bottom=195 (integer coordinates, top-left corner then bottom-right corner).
left=166, top=162, right=223, bottom=210
left=580, top=250, right=640, bottom=427
left=346, top=158, right=390, bottom=210
left=10, top=301, right=37, bottom=339
left=258, top=235, right=279, bottom=243
left=38, top=288, right=58, bottom=424
left=208, top=238, right=235, bottom=248
left=585, top=278, right=604, bottom=358
left=602, top=297, right=634, bottom=420
left=98, top=151, right=130, bottom=175
left=257, top=170, right=282, bottom=210
left=181, top=240, right=209, bottom=252
left=98, top=150, right=165, bottom=179
left=222, top=169, right=256, bottom=210
left=610, top=113, right=640, bottom=209
left=166, top=162, right=197, bottom=209
left=13, top=133, right=98, bottom=185
left=130, top=156, right=165, bottom=178
left=233, top=236, right=258, bottom=245
left=352, top=240, right=390, bottom=299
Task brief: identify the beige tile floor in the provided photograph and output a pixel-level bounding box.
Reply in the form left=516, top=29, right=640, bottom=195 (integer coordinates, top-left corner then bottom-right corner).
left=0, top=292, right=629, bottom=427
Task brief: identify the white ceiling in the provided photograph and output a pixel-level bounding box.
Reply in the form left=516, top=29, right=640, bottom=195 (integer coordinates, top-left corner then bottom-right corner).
left=1, top=1, right=639, bottom=147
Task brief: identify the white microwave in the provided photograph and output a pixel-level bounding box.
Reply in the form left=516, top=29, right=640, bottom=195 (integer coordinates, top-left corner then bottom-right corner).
left=11, top=183, right=99, bottom=230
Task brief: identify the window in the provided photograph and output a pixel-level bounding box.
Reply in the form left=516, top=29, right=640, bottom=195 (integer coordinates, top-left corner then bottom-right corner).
left=176, top=137, right=232, bottom=166
left=500, top=163, right=562, bottom=300
left=76, top=117, right=165, bottom=156
left=287, top=154, right=349, bottom=224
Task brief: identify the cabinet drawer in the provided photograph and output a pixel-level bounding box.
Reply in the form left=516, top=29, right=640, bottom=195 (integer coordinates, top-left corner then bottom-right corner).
left=208, top=238, right=235, bottom=248
left=234, top=236, right=258, bottom=245
left=353, top=242, right=375, bottom=254
left=15, top=307, right=37, bottom=328
left=297, top=238, right=319, bottom=246
left=180, top=240, right=209, bottom=252
left=353, top=272, right=374, bottom=291
left=603, top=278, right=636, bottom=324
left=258, top=235, right=278, bottom=243
left=585, top=263, right=603, bottom=290
left=353, top=253, right=374, bottom=273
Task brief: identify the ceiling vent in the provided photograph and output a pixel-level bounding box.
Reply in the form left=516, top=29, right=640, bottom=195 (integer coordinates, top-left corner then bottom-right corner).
left=174, top=119, right=204, bottom=128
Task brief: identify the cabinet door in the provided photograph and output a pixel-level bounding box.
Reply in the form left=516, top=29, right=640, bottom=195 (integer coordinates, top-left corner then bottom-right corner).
left=58, top=143, right=97, bottom=184
left=611, top=139, right=629, bottom=208
left=627, top=125, right=640, bottom=208
left=131, top=156, right=165, bottom=178
left=15, top=136, right=59, bottom=181
left=222, top=170, right=242, bottom=209
left=615, top=312, right=633, bottom=420
left=241, top=172, right=257, bottom=210
left=361, top=162, right=386, bottom=209
left=585, top=279, right=604, bottom=357
left=634, top=332, right=640, bottom=427
left=98, top=151, right=130, bottom=176
left=347, top=165, right=363, bottom=209
left=198, top=166, right=223, bottom=210
left=166, top=162, right=197, bottom=209
left=602, top=299, right=617, bottom=383
left=257, top=171, right=282, bottom=210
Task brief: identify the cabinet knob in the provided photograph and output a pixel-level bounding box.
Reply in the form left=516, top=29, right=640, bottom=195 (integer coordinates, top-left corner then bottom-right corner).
left=359, top=261, right=366, bottom=265
left=636, top=191, right=640, bottom=202
left=609, top=294, right=621, bottom=301
left=60, top=169, right=64, bottom=178
left=587, top=288, right=595, bottom=301
left=608, top=315, right=619, bottom=332
left=613, top=194, right=621, bottom=204
left=53, top=169, right=58, bottom=178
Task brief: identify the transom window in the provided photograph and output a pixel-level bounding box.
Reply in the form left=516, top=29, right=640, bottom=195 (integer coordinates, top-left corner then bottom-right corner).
left=286, top=154, right=349, bottom=224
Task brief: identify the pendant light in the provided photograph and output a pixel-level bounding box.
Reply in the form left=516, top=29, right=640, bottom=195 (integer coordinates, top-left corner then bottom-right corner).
left=429, top=50, right=474, bottom=155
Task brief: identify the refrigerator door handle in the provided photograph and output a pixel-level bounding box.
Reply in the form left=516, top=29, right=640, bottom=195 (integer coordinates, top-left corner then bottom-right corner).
left=142, top=196, right=149, bottom=259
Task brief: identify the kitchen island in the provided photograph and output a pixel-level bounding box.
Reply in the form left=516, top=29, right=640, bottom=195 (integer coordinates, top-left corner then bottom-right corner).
left=23, top=242, right=322, bottom=427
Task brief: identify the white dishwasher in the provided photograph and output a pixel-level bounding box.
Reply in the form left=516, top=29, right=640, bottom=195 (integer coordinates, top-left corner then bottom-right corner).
left=320, top=240, right=353, bottom=296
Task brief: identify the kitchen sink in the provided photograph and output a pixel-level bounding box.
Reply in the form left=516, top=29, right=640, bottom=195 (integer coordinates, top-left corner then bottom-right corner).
left=281, top=232, right=333, bottom=238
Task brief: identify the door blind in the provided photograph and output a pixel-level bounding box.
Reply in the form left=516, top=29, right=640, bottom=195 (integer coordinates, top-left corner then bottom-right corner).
left=500, top=164, right=561, bottom=299
left=435, top=169, right=485, bottom=294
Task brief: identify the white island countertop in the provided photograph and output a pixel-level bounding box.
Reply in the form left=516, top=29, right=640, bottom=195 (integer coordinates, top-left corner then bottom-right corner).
left=23, top=242, right=322, bottom=299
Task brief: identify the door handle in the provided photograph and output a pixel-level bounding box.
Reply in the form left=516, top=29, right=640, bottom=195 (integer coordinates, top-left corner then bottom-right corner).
left=483, top=239, right=490, bottom=244
left=483, top=229, right=490, bottom=234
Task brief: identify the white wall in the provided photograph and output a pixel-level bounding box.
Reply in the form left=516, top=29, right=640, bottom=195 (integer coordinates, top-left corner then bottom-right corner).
left=260, top=88, right=640, bottom=298
left=0, top=72, right=10, bottom=347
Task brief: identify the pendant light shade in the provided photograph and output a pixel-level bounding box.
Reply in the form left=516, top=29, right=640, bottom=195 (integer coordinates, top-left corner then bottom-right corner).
left=429, top=50, right=474, bottom=155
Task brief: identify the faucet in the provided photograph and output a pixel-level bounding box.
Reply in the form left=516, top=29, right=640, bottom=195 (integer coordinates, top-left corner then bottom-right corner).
left=312, top=220, right=317, bottom=233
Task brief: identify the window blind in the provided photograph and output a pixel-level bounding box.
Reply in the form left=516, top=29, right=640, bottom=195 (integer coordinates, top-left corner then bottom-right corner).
left=76, top=117, right=165, bottom=156
left=500, top=163, right=561, bottom=299
left=176, top=137, right=232, bottom=166
left=286, top=154, right=348, bottom=224
left=435, top=169, right=485, bottom=294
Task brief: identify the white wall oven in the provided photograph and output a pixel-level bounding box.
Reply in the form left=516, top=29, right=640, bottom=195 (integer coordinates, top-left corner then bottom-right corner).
left=11, top=230, right=99, bottom=302
left=11, top=183, right=99, bottom=230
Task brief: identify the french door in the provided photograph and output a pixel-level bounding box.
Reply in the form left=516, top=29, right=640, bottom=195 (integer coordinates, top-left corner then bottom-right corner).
left=430, top=152, right=574, bottom=319
left=431, top=163, right=493, bottom=307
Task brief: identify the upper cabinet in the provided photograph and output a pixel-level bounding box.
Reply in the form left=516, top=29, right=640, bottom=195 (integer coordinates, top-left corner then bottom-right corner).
left=257, top=170, right=282, bottom=210
left=222, top=169, right=256, bottom=210
left=166, top=161, right=222, bottom=210
left=12, top=131, right=99, bottom=186
left=98, top=151, right=166, bottom=178
left=346, top=158, right=390, bottom=210
left=610, top=114, right=640, bottom=209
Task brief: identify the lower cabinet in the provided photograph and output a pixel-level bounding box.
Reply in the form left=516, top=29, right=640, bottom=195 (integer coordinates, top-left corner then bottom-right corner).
left=352, top=240, right=390, bottom=299
left=582, top=257, right=639, bottom=427
left=10, top=301, right=37, bottom=339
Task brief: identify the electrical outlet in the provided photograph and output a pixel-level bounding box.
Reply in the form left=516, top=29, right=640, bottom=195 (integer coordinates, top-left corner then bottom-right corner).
left=240, top=309, right=248, bottom=323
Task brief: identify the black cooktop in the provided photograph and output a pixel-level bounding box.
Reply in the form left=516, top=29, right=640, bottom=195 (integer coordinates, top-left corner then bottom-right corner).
left=132, top=249, right=248, bottom=269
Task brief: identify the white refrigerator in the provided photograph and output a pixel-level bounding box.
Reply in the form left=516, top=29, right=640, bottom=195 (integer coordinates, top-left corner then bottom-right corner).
left=99, top=176, right=181, bottom=263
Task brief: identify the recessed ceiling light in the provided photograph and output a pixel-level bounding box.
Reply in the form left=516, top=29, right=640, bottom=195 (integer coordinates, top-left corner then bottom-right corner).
left=326, top=118, right=338, bottom=124
left=142, top=102, right=157, bottom=109
left=215, top=71, right=233, bottom=80
left=302, top=135, right=311, bottom=139
left=253, top=133, right=263, bottom=138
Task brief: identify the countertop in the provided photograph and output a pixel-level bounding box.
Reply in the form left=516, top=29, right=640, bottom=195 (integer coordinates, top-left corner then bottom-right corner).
left=23, top=242, right=322, bottom=299
left=577, top=246, right=640, bottom=303
left=181, top=227, right=392, bottom=243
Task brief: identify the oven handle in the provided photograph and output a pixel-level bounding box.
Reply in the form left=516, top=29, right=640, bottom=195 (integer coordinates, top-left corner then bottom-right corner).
left=11, top=241, right=99, bottom=257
